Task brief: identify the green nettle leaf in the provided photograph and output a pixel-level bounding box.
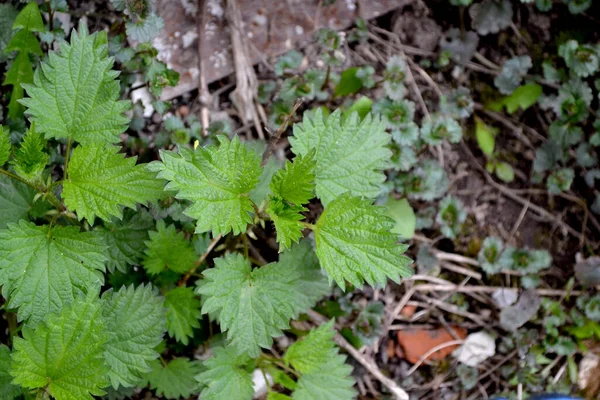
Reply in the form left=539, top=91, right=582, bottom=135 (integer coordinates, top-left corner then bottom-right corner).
left=270, top=151, right=316, bottom=206
left=149, top=135, right=262, bottom=235
left=99, top=209, right=154, bottom=273
left=164, top=286, right=202, bottom=345
left=275, top=50, right=303, bottom=76
left=313, top=193, right=413, bottom=290
left=142, top=220, right=197, bottom=275
left=126, top=13, right=164, bottom=43
left=284, top=321, right=356, bottom=400
left=20, top=23, right=130, bottom=145
left=63, top=144, right=164, bottom=222
left=290, top=109, right=391, bottom=205
left=196, top=347, right=254, bottom=400
left=10, top=127, right=49, bottom=183
left=267, top=197, right=306, bottom=251
left=279, top=239, right=331, bottom=315
left=197, top=253, right=299, bottom=357
left=146, top=358, right=201, bottom=399
left=102, top=284, right=165, bottom=388
left=0, top=126, right=11, bottom=166
left=0, top=221, right=106, bottom=325
left=10, top=294, right=110, bottom=400
left=267, top=152, right=316, bottom=250
left=12, top=2, right=45, bottom=32
left=0, top=345, right=21, bottom=400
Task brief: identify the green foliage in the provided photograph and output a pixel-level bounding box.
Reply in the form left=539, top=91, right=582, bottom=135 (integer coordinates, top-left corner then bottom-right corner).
left=436, top=195, right=467, bottom=239
left=499, top=247, right=552, bottom=274
left=63, top=144, right=164, bottom=222
left=314, top=193, right=412, bottom=290
left=284, top=321, right=356, bottom=400
left=385, top=196, right=416, bottom=239
left=164, top=286, right=202, bottom=345
left=0, top=345, right=21, bottom=400
left=420, top=115, right=462, bottom=145
left=10, top=293, right=109, bottom=400
left=275, top=50, right=303, bottom=76
left=102, top=284, right=165, bottom=388
left=2, top=2, right=44, bottom=119
left=334, top=67, right=365, bottom=96
left=585, top=295, right=600, bottom=321
left=469, top=0, right=513, bottom=36
left=10, top=127, right=48, bottom=183
left=21, top=23, right=130, bottom=145
left=494, top=56, right=532, bottom=95
left=489, top=83, right=543, bottom=113
left=397, top=159, right=449, bottom=201
left=478, top=237, right=504, bottom=274
left=383, top=55, right=408, bottom=100
left=149, top=135, right=262, bottom=235
left=547, top=167, right=574, bottom=194
left=290, top=109, right=391, bottom=205
left=145, top=358, right=201, bottom=399
left=198, top=253, right=302, bottom=357
left=440, top=87, right=474, bottom=119
left=475, top=118, right=496, bottom=156
left=197, top=347, right=253, bottom=400
left=0, top=126, right=10, bottom=166
left=0, top=221, right=106, bottom=325
left=0, top=4, right=18, bottom=63
left=99, top=209, right=154, bottom=272
left=142, top=220, right=197, bottom=275
left=559, top=40, right=599, bottom=78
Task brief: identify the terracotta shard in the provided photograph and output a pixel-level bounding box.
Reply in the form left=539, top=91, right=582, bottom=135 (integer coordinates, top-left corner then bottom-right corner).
left=396, top=326, right=467, bottom=364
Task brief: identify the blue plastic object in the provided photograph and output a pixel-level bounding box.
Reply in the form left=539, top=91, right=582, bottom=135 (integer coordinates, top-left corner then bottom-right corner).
left=492, top=395, right=582, bottom=400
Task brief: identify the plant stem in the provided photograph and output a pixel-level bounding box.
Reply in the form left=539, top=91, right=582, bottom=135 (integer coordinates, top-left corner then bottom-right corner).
left=63, top=138, right=72, bottom=180
left=301, top=221, right=316, bottom=230
left=0, top=168, right=34, bottom=188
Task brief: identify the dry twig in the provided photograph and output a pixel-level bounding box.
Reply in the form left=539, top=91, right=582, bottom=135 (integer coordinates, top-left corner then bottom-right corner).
left=307, top=310, right=410, bottom=400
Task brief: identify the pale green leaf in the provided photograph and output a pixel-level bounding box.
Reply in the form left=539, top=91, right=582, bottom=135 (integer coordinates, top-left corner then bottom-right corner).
left=345, top=96, right=373, bottom=120
left=149, top=135, right=262, bottom=235
left=285, top=321, right=356, bottom=400
left=99, top=209, right=154, bottom=273
left=102, top=284, right=165, bottom=388
left=314, top=193, right=413, bottom=290
left=146, top=358, right=201, bottom=399
left=0, top=345, right=21, bottom=400
left=290, top=109, right=391, bottom=205
left=20, top=24, right=130, bottom=145
left=0, top=126, right=10, bottom=166
left=63, top=144, right=164, bottom=222
left=269, top=151, right=315, bottom=206
left=495, top=161, right=515, bottom=183
left=0, top=221, right=106, bottom=325
left=142, top=220, right=197, bottom=275
left=267, top=197, right=306, bottom=251
left=196, top=347, right=253, bottom=400
left=279, top=239, right=331, bottom=315
left=10, top=293, right=109, bottom=400
left=249, top=155, right=281, bottom=205
left=197, top=253, right=299, bottom=357
left=385, top=196, right=416, bottom=239
left=3, top=51, right=34, bottom=119
left=164, top=286, right=202, bottom=345
left=475, top=118, right=496, bottom=156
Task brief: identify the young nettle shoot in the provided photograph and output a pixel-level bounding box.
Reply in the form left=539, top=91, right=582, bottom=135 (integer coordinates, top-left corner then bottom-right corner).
left=478, top=237, right=504, bottom=274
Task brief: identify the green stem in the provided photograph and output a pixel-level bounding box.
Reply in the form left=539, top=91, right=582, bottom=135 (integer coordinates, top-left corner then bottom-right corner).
left=242, top=233, right=249, bottom=260
left=63, top=138, right=72, bottom=180
left=301, top=221, right=316, bottom=230
left=0, top=168, right=35, bottom=188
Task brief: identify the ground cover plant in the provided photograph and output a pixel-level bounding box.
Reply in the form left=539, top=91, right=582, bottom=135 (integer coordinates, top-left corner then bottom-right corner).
left=0, top=0, right=599, bottom=399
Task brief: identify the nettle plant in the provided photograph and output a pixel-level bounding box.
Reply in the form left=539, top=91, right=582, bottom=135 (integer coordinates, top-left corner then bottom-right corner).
left=0, top=20, right=413, bottom=400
